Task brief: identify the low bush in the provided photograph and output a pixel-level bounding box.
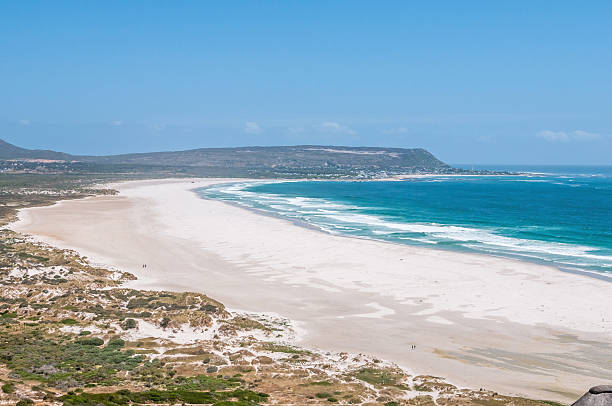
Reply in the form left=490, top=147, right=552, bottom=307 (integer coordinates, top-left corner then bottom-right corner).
left=1, top=382, right=15, bottom=393
left=0, top=329, right=143, bottom=387
left=60, top=388, right=269, bottom=405
left=353, top=368, right=401, bottom=386
left=60, top=318, right=78, bottom=325
left=75, top=337, right=104, bottom=346
left=122, top=318, right=137, bottom=330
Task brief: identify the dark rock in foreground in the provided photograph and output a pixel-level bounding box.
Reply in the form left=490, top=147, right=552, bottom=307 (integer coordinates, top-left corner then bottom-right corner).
left=572, top=385, right=612, bottom=406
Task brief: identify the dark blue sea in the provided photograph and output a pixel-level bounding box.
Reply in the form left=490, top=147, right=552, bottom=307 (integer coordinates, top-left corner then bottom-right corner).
left=199, top=166, right=612, bottom=278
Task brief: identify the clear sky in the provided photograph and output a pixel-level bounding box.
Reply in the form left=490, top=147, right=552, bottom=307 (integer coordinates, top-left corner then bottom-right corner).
left=1, top=1, right=611, bottom=164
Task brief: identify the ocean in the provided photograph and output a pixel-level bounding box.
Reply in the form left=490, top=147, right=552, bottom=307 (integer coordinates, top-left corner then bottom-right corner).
left=199, top=166, right=612, bottom=278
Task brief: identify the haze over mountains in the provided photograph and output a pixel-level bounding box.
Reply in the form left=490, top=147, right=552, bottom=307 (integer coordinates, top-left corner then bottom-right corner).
left=0, top=138, right=464, bottom=178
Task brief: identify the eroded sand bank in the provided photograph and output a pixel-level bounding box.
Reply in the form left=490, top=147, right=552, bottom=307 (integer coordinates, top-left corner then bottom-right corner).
left=10, top=179, right=612, bottom=402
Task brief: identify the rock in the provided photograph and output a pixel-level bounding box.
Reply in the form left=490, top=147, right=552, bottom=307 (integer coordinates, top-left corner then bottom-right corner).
left=572, top=385, right=612, bottom=406
left=206, top=366, right=218, bottom=373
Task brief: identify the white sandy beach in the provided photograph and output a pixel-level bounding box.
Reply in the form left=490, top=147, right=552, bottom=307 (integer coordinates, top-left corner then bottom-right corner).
left=10, top=179, right=612, bottom=402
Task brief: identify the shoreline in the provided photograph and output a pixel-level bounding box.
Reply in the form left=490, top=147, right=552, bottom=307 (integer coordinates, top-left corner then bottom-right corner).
left=195, top=181, right=612, bottom=284
left=9, top=178, right=612, bottom=402
left=17, top=177, right=610, bottom=332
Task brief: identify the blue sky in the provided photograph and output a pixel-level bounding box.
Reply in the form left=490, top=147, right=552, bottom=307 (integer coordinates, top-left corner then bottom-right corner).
left=1, top=1, right=611, bottom=164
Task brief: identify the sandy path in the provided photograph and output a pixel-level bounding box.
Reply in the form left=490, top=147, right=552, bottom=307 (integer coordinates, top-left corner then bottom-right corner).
left=10, top=179, right=612, bottom=402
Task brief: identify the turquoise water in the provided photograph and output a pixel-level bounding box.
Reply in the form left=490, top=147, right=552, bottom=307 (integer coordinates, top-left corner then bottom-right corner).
left=200, top=166, right=612, bottom=277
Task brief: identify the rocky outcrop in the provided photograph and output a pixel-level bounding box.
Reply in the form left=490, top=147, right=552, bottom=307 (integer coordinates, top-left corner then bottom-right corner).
left=572, top=385, right=612, bottom=406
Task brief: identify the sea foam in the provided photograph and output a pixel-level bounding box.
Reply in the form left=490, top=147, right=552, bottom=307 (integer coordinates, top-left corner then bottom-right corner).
left=200, top=175, right=612, bottom=277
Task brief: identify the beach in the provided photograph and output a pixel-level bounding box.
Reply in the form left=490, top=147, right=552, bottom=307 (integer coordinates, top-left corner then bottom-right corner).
left=10, top=178, right=612, bottom=402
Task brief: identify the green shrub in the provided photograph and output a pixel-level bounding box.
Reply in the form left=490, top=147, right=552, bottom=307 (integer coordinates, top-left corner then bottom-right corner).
left=122, top=318, right=137, bottom=330
left=168, top=374, right=238, bottom=391
left=0, top=330, right=143, bottom=387
left=60, top=318, right=78, bottom=325
left=60, top=388, right=269, bottom=406
left=308, top=381, right=332, bottom=386
left=127, top=297, right=155, bottom=309
left=1, top=382, right=15, bottom=393
left=201, top=304, right=218, bottom=313
left=353, top=368, right=400, bottom=386
left=107, top=338, right=125, bottom=348
left=75, top=337, right=104, bottom=346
